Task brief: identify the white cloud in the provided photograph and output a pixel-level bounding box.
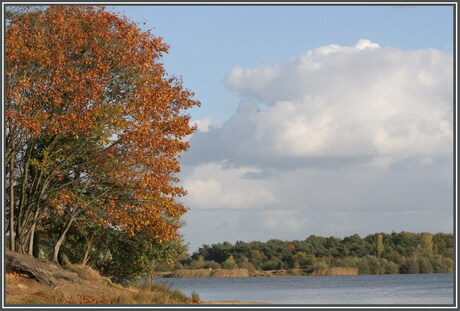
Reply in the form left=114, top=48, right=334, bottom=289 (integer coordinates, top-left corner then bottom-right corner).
left=261, top=210, right=309, bottom=232
left=192, top=117, right=222, bottom=132
left=185, top=39, right=453, bottom=169
left=182, top=163, right=278, bottom=210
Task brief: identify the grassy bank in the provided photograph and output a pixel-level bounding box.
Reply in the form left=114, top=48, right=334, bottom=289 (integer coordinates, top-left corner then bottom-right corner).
left=6, top=251, right=199, bottom=305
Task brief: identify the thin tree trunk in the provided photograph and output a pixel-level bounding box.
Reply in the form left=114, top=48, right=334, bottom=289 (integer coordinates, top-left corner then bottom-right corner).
left=17, top=217, right=32, bottom=254
left=9, top=140, right=15, bottom=252
left=81, top=234, right=94, bottom=266
left=52, top=214, right=74, bottom=265
left=28, top=222, right=36, bottom=256
left=17, top=142, right=33, bottom=243
left=27, top=206, right=42, bottom=256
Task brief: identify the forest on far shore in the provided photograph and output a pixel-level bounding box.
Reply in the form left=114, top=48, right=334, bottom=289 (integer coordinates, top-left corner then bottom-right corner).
left=161, top=232, right=454, bottom=276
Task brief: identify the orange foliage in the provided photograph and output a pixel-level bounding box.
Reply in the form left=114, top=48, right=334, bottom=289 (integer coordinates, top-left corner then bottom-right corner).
left=6, top=6, right=199, bottom=243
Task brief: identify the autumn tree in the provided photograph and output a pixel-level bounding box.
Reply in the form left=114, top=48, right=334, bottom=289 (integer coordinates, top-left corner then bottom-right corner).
left=5, top=5, right=199, bottom=263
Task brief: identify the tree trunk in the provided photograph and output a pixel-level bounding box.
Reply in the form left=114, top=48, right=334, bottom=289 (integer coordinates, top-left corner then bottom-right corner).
left=81, top=235, right=94, bottom=266
left=52, top=215, right=74, bottom=265
left=17, top=228, right=30, bottom=254
left=59, top=253, right=72, bottom=267
left=28, top=207, right=42, bottom=256
left=17, top=142, right=34, bottom=254
left=32, top=230, right=41, bottom=258
left=9, top=140, right=15, bottom=252
left=28, top=222, right=36, bottom=256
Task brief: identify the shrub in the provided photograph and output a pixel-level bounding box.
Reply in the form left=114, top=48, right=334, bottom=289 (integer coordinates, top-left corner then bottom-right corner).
left=311, top=262, right=329, bottom=271
left=221, top=256, right=238, bottom=269
left=383, top=260, right=400, bottom=274
left=191, top=292, right=200, bottom=303
left=189, top=256, right=206, bottom=269
left=431, top=256, right=454, bottom=273
left=364, top=256, right=385, bottom=275
left=418, top=258, right=433, bottom=274
left=203, top=260, right=221, bottom=269
left=400, top=258, right=420, bottom=274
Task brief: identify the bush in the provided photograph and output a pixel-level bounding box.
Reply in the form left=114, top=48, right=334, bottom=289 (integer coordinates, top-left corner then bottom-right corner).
left=430, top=256, right=453, bottom=273
left=365, top=256, right=385, bottom=275
left=356, top=258, right=371, bottom=275
left=189, top=256, right=206, bottom=269
left=383, top=260, right=400, bottom=274
left=191, top=292, right=200, bottom=303
left=203, top=261, right=221, bottom=269
left=311, top=262, right=329, bottom=271
left=400, top=258, right=420, bottom=274
left=221, top=256, right=238, bottom=269
left=332, top=256, right=360, bottom=269
left=418, top=258, right=433, bottom=274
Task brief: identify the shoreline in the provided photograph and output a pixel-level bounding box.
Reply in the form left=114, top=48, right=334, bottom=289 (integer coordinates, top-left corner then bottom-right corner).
left=153, top=267, right=358, bottom=278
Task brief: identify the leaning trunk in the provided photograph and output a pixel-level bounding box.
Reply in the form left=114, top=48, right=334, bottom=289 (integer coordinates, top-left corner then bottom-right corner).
left=28, top=222, right=36, bottom=256
left=80, top=236, right=94, bottom=266
left=52, top=215, right=74, bottom=265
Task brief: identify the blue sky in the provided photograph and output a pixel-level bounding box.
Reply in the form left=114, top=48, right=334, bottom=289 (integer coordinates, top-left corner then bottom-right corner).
left=114, top=5, right=453, bottom=123
left=109, top=4, right=454, bottom=252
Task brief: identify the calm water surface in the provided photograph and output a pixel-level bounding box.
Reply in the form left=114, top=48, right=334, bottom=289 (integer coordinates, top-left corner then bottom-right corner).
left=155, top=273, right=454, bottom=305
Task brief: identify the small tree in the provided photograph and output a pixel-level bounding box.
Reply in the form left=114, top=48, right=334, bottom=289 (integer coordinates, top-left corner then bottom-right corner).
left=222, top=255, right=238, bottom=269
left=375, top=234, right=384, bottom=258
left=189, top=256, right=206, bottom=269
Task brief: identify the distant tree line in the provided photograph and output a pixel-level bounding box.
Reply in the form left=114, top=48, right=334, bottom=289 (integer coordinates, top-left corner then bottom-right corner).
left=176, top=232, right=453, bottom=275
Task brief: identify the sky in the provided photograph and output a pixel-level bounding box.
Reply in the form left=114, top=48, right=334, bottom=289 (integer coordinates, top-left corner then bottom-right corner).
left=109, top=4, right=455, bottom=253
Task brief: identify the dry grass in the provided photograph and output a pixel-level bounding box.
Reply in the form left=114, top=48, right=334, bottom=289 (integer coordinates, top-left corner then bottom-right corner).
left=67, top=264, right=117, bottom=287
left=250, top=270, right=273, bottom=277
left=168, top=269, right=249, bottom=278
left=6, top=254, right=198, bottom=305
left=165, top=267, right=357, bottom=279
left=168, top=269, right=212, bottom=278
left=311, top=267, right=358, bottom=276
left=110, top=282, right=194, bottom=304
left=6, top=269, right=198, bottom=305
left=211, top=269, right=249, bottom=278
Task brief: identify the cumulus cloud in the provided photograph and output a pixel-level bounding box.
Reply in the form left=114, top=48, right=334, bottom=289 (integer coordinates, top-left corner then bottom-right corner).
left=183, top=39, right=453, bottom=170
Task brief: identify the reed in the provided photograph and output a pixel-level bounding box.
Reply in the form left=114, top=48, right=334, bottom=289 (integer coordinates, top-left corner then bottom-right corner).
left=311, top=267, right=358, bottom=276
left=167, top=269, right=211, bottom=278
left=210, top=269, right=250, bottom=278
left=167, top=269, right=249, bottom=278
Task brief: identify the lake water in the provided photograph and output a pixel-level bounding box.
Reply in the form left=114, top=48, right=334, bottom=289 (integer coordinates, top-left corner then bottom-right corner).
left=155, top=273, right=454, bottom=305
